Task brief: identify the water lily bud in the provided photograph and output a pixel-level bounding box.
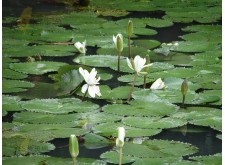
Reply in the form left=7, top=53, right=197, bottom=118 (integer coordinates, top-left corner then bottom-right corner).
left=113, top=34, right=123, bottom=52
left=116, top=127, right=125, bottom=148
left=181, top=79, right=188, bottom=96
left=126, top=20, right=133, bottom=36
left=117, top=34, right=123, bottom=52
left=69, top=134, right=79, bottom=158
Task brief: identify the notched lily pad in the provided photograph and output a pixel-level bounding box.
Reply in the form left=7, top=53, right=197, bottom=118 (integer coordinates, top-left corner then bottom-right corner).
left=9, top=61, right=68, bottom=75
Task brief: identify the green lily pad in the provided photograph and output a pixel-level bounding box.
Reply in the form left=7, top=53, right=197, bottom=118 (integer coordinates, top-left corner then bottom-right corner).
left=2, top=79, right=35, bottom=94
left=142, top=18, right=173, bottom=28
left=2, top=156, right=48, bottom=165
left=9, top=61, right=68, bottom=75
left=132, top=157, right=182, bottom=165
left=21, top=98, right=99, bottom=114
left=163, top=77, right=201, bottom=91
left=84, top=133, right=113, bottom=149
left=2, top=95, right=24, bottom=114
left=172, top=41, right=219, bottom=53
left=100, top=151, right=136, bottom=164
left=121, top=139, right=198, bottom=158
left=181, top=32, right=221, bottom=43
left=118, top=74, right=154, bottom=86
left=122, top=116, right=187, bottom=129
left=132, top=40, right=161, bottom=49
left=190, top=153, right=222, bottom=165
left=3, top=137, right=55, bottom=156
left=13, top=111, right=83, bottom=124
left=92, top=122, right=161, bottom=138
left=3, top=69, right=28, bottom=79
left=103, top=99, right=179, bottom=117
left=171, top=107, right=222, bottom=132
left=182, top=25, right=221, bottom=33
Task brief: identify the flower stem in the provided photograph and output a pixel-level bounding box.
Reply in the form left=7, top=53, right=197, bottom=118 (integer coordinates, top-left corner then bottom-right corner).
left=72, top=157, right=76, bottom=165
left=182, top=94, right=186, bottom=108
left=127, top=72, right=138, bottom=102
left=119, top=147, right=122, bottom=165
left=128, top=36, right=131, bottom=58
left=143, top=75, right=147, bottom=88
left=82, top=88, right=88, bottom=101
left=118, top=51, right=121, bottom=73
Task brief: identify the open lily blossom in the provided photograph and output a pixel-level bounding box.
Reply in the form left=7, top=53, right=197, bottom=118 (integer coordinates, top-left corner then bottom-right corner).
left=126, top=55, right=153, bottom=74
left=150, top=78, right=167, bottom=90
left=79, top=67, right=101, bottom=98
left=74, top=40, right=86, bottom=54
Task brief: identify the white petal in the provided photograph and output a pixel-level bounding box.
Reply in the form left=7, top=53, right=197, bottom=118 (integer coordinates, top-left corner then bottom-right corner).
left=94, top=86, right=101, bottom=97
left=90, top=68, right=97, bottom=78
left=88, top=85, right=96, bottom=98
left=81, top=84, right=88, bottom=93
left=134, top=55, right=145, bottom=72
left=150, top=78, right=166, bottom=90
left=79, top=67, right=85, bottom=78
left=113, top=35, right=116, bottom=45
left=126, top=57, right=134, bottom=70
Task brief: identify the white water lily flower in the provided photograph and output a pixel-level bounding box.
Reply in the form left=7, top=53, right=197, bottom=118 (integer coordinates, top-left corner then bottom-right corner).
left=113, top=34, right=123, bottom=52
left=79, top=67, right=101, bottom=98
left=150, top=78, right=167, bottom=90
left=126, top=55, right=153, bottom=74
left=74, top=40, right=86, bottom=54
left=116, top=127, right=125, bottom=148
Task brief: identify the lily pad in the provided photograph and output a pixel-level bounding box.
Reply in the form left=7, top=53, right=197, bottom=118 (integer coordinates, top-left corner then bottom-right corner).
left=121, top=139, right=198, bottom=158
left=13, top=111, right=83, bottom=124
left=84, top=133, right=113, bottom=149
left=2, top=79, right=35, bottom=94
left=3, top=69, right=28, bottom=79
left=92, top=122, right=161, bottom=138
left=9, top=61, right=68, bottom=75
left=21, top=98, right=99, bottom=114
left=142, top=18, right=173, bottom=28
left=100, top=151, right=135, bottom=164
left=2, top=95, right=24, bottom=114
left=190, top=153, right=222, bottom=165
left=122, top=116, right=187, bottom=129
left=3, top=137, right=55, bottom=156
left=103, top=100, right=179, bottom=117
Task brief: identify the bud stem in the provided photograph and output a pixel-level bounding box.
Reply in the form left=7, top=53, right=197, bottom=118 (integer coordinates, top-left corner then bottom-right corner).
left=143, top=75, right=147, bottom=88
left=182, top=94, right=186, bottom=108
left=119, top=147, right=122, bottom=165
left=128, top=36, right=131, bottom=58
left=127, top=72, right=138, bottom=101
left=72, top=157, right=76, bottom=165
left=118, top=51, right=121, bottom=73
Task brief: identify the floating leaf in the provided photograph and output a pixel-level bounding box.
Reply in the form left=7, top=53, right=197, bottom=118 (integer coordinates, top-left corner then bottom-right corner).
left=190, top=153, right=222, bottom=165
left=103, top=100, right=179, bottom=117
left=122, top=116, right=187, bottom=129
left=142, top=18, right=173, bottom=28
left=2, top=79, right=35, bottom=94
left=9, top=61, right=68, bottom=75
left=84, top=133, right=113, bottom=149
left=100, top=151, right=136, bottom=164
left=3, top=69, right=28, bottom=79
left=93, top=122, right=161, bottom=138
left=3, top=137, right=55, bottom=156
left=21, top=98, right=99, bottom=114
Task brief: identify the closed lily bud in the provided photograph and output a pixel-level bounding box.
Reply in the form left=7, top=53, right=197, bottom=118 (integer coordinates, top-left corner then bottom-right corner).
left=181, top=79, right=188, bottom=96
left=116, top=127, right=125, bottom=148
left=126, top=20, right=133, bottom=36
left=113, top=34, right=123, bottom=52
left=69, top=134, right=79, bottom=158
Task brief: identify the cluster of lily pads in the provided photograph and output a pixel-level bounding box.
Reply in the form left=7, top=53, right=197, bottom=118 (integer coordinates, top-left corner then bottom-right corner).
left=2, top=0, right=221, bottom=164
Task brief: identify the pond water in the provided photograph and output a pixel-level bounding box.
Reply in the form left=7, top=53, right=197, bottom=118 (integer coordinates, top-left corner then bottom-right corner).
left=2, top=0, right=222, bottom=165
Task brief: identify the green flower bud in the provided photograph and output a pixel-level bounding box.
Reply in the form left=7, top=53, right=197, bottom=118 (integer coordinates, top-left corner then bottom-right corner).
left=69, top=134, right=79, bottom=158
left=126, top=20, right=133, bottom=36
left=117, top=34, right=123, bottom=52
left=181, top=79, right=188, bottom=96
